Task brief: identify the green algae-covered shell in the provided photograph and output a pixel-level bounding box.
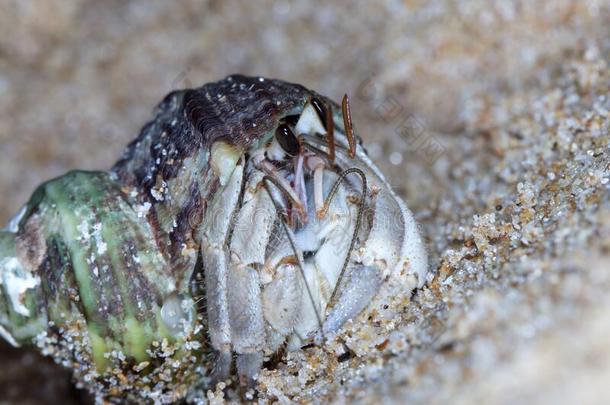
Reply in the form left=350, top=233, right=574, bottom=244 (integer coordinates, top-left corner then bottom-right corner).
left=0, top=170, right=207, bottom=401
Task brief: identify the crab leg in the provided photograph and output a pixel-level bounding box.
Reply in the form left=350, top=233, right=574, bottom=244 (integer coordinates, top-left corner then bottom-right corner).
left=200, top=160, right=244, bottom=381
left=306, top=156, right=326, bottom=218
left=261, top=262, right=302, bottom=351
left=294, top=153, right=308, bottom=220
left=258, top=160, right=306, bottom=223
left=317, top=264, right=381, bottom=342
left=228, top=170, right=277, bottom=382
left=201, top=244, right=232, bottom=380
left=227, top=262, right=264, bottom=382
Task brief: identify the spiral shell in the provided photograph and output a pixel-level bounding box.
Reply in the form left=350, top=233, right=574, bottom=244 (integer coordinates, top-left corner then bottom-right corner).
left=1, top=170, right=206, bottom=401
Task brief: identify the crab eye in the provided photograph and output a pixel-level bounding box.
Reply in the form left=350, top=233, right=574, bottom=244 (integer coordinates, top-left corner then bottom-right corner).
left=310, top=97, right=329, bottom=129
left=310, top=96, right=335, bottom=161
left=275, top=123, right=300, bottom=156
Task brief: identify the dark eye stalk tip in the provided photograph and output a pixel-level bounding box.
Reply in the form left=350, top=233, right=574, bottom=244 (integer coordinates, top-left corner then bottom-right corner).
left=311, top=97, right=335, bottom=163
left=275, top=123, right=300, bottom=156
left=310, top=97, right=328, bottom=128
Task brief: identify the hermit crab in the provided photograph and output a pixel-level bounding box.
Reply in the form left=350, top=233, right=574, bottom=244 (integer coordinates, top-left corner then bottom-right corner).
left=0, top=75, right=428, bottom=402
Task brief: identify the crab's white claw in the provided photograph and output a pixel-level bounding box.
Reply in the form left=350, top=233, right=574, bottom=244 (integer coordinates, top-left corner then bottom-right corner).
left=331, top=140, right=429, bottom=290
left=358, top=188, right=428, bottom=290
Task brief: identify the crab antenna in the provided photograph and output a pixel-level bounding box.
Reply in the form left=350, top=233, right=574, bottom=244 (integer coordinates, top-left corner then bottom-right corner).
left=299, top=133, right=353, bottom=166
left=262, top=178, right=325, bottom=337
left=301, top=141, right=335, bottom=166
left=342, top=94, right=356, bottom=158
left=320, top=167, right=368, bottom=313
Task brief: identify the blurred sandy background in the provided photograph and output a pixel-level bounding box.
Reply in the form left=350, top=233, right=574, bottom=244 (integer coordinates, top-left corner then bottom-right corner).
left=1, top=1, right=609, bottom=404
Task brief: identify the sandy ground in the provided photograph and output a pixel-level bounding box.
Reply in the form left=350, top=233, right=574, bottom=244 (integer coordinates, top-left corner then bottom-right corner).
left=1, top=1, right=609, bottom=404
